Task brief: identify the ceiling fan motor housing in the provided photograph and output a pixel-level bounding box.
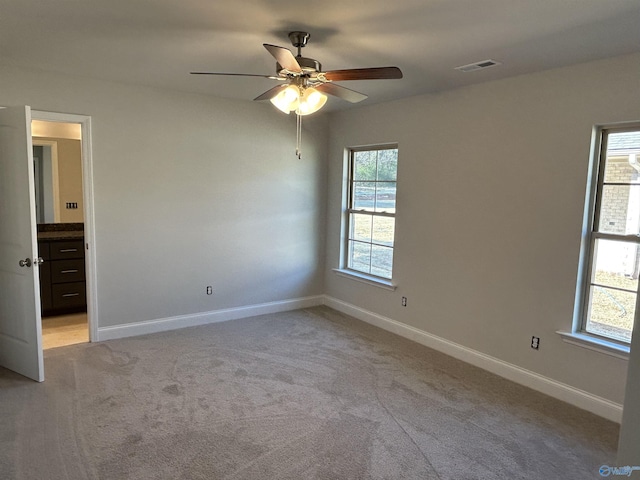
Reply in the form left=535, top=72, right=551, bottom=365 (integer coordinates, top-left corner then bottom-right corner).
left=277, top=56, right=322, bottom=76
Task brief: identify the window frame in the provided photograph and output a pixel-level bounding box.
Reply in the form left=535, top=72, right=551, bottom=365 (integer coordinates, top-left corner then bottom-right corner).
left=342, top=144, right=398, bottom=283
left=575, top=123, right=640, bottom=348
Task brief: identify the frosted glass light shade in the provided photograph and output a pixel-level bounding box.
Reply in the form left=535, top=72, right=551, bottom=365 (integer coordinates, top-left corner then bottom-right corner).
left=296, top=87, right=327, bottom=116
left=270, top=85, right=300, bottom=114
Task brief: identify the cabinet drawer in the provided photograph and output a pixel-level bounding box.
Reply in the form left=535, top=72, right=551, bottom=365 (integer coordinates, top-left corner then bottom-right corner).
left=50, top=240, right=84, bottom=260
left=52, top=282, right=86, bottom=310
left=51, top=259, right=85, bottom=283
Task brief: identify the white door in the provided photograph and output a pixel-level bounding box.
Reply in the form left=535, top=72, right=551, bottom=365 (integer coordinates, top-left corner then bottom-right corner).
left=0, top=106, right=44, bottom=382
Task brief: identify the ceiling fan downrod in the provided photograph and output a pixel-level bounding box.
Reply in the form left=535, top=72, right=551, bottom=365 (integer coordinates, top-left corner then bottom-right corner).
left=288, top=31, right=310, bottom=57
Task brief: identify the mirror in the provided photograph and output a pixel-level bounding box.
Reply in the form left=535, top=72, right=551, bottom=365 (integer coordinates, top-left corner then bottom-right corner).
left=32, top=121, right=84, bottom=224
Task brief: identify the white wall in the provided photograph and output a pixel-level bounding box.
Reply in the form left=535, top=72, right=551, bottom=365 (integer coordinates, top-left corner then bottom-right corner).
left=325, top=53, right=640, bottom=406
left=0, top=64, right=328, bottom=328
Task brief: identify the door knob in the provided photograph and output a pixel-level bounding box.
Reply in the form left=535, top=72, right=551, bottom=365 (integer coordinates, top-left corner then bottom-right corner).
left=33, top=257, right=44, bottom=266
left=19, top=258, right=32, bottom=268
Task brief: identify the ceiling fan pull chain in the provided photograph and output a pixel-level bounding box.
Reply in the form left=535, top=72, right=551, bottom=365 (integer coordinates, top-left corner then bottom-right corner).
left=296, top=114, right=302, bottom=159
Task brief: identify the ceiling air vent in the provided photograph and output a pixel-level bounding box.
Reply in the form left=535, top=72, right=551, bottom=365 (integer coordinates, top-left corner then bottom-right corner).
left=454, top=59, right=501, bottom=73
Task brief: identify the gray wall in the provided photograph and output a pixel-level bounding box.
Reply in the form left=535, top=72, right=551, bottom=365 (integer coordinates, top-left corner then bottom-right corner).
left=325, top=53, right=640, bottom=405
left=0, top=64, right=328, bottom=328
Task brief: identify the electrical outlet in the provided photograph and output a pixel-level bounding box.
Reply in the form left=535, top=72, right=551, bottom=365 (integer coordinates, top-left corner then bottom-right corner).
left=531, top=336, right=540, bottom=350
left=206, top=286, right=213, bottom=295
left=401, top=296, right=407, bottom=307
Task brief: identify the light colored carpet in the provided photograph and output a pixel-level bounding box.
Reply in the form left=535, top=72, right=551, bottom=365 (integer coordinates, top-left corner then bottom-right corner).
left=0, top=306, right=618, bottom=479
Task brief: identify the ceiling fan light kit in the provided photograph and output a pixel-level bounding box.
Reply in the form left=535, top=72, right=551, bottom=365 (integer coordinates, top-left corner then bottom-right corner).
left=270, top=84, right=327, bottom=116
left=191, top=31, right=402, bottom=157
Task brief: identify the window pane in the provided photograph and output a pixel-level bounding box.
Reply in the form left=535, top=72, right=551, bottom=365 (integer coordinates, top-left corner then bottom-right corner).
left=353, top=182, right=375, bottom=210
left=597, top=185, right=640, bottom=235
left=353, top=151, right=377, bottom=180
left=592, top=239, right=640, bottom=291
left=375, top=181, right=396, bottom=212
left=372, top=216, right=395, bottom=247
left=370, top=245, right=393, bottom=279
left=348, top=240, right=371, bottom=274
left=377, top=149, right=398, bottom=181
left=350, top=213, right=372, bottom=243
left=586, top=237, right=639, bottom=343
left=603, top=132, right=640, bottom=184
left=585, top=285, right=635, bottom=343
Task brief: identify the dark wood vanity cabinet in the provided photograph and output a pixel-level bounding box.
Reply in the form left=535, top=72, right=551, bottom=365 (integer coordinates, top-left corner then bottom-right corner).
left=38, top=239, right=87, bottom=316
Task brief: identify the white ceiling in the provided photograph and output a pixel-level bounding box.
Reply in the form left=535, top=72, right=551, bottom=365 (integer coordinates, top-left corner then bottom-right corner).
left=2, top=0, right=639, bottom=112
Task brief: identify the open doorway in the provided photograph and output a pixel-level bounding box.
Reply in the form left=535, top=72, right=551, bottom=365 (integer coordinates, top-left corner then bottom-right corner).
left=31, top=114, right=95, bottom=349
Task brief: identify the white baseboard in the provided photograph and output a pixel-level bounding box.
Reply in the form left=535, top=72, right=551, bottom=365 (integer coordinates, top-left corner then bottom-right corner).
left=323, top=295, right=623, bottom=423
left=97, top=295, right=324, bottom=342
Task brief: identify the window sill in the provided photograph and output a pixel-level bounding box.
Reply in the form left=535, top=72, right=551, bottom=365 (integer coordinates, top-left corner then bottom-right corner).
left=333, top=268, right=397, bottom=291
left=556, top=331, right=629, bottom=360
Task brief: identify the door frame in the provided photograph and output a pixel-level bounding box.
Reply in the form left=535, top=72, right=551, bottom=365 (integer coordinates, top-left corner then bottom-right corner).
left=32, top=110, right=98, bottom=342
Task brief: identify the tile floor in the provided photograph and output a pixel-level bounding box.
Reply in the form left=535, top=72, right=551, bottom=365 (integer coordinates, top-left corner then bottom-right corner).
left=42, top=313, right=89, bottom=349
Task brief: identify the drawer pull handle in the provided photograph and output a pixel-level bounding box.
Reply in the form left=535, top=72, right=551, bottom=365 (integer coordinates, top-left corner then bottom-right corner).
left=60, top=269, right=79, bottom=274
left=62, top=293, right=80, bottom=297
left=59, top=248, right=78, bottom=253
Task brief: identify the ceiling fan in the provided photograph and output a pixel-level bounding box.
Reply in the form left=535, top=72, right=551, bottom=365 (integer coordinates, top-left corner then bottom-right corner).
left=192, top=31, right=402, bottom=112
left=191, top=31, right=403, bottom=156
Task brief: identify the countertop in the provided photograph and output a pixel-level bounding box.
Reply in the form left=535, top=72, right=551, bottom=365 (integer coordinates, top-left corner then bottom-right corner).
left=37, top=223, right=84, bottom=241
left=37, top=231, right=84, bottom=241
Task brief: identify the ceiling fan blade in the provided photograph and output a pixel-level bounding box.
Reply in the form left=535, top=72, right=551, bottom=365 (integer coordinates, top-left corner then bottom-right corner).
left=263, top=44, right=302, bottom=73
left=253, top=84, right=289, bottom=102
left=315, top=83, right=368, bottom=103
left=190, top=72, right=281, bottom=80
left=323, top=67, right=403, bottom=81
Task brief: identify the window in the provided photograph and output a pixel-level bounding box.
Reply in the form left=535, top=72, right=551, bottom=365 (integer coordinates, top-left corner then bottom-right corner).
left=345, top=146, right=398, bottom=280
left=579, top=126, right=640, bottom=344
